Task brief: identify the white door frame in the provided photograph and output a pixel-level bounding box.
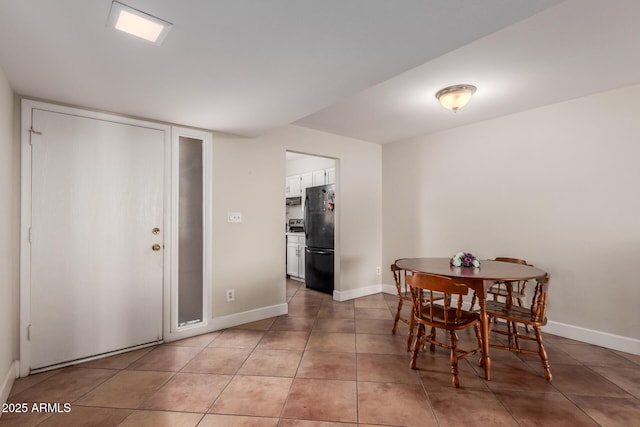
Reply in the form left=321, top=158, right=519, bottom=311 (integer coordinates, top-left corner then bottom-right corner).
left=19, top=99, right=172, bottom=377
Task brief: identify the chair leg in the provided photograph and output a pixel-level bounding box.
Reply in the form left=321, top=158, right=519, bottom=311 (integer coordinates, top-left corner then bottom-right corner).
left=510, top=321, right=520, bottom=350
left=392, top=296, right=403, bottom=334
left=410, top=324, right=425, bottom=370
left=533, top=326, right=552, bottom=381
left=448, top=331, right=460, bottom=388
left=406, top=313, right=415, bottom=352
left=429, top=327, right=437, bottom=352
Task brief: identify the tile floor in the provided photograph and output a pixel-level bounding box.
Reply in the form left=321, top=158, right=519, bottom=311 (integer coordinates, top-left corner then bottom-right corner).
left=2, top=279, right=639, bottom=426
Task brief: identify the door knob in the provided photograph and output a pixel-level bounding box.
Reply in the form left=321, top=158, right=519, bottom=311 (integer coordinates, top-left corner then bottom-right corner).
left=152, top=244, right=161, bottom=251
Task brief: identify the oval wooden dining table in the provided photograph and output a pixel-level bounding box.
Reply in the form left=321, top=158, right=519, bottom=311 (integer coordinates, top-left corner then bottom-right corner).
left=395, top=257, right=547, bottom=380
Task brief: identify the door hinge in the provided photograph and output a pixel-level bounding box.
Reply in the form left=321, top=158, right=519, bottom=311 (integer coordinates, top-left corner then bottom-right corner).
left=27, top=324, right=31, bottom=341
left=28, top=227, right=32, bottom=243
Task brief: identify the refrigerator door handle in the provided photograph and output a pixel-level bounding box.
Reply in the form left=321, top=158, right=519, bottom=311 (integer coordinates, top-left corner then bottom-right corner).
left=304, top=195, right=310, bottom=240
left=307, top=249, right=333, bottom=255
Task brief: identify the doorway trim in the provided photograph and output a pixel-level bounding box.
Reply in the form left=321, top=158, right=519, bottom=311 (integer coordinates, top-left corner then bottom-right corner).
left=19, top=99, right=172, bottom=376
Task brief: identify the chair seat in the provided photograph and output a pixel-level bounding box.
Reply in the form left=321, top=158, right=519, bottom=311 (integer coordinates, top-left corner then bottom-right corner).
left=419, top=305, right=479, bottom=330
left=485, top=300, right=547, bottom=327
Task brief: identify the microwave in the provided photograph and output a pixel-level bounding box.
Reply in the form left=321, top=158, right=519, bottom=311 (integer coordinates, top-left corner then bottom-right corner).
left=286, top=196, right=302, bottom=205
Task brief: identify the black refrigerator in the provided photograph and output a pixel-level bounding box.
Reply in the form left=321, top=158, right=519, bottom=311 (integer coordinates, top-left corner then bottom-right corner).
left=304, top=184, right=335, bottom=294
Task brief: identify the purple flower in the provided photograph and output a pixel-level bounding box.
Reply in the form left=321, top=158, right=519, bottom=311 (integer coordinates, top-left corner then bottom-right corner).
left=451, top=251, right=480, bottom=268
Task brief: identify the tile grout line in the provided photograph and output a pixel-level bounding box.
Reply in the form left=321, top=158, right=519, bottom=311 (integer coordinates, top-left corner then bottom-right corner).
left=277, top=282, right=304, bottom=423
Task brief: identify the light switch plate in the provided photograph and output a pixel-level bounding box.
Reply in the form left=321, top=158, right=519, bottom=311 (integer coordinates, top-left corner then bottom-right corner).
left=228, top=212, right=242, bottom=223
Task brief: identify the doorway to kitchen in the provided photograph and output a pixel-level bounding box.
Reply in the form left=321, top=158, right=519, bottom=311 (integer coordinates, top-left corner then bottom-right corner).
left=285, top=152, right=336, bottom=294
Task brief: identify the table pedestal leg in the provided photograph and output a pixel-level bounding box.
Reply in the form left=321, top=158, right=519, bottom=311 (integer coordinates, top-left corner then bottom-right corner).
left=478, top=296, right=491, bottom=380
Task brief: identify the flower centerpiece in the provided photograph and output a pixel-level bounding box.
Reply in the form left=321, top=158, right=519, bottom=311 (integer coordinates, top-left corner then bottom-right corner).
left=450, top=252, right=480, bottom=268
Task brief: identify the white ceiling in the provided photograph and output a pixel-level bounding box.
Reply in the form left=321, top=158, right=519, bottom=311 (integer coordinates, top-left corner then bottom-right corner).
left=1, top=0, right=639, bottom=144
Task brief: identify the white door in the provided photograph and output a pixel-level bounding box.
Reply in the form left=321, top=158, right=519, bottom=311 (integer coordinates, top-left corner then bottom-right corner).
left=29, top=108, right=165, bottom=370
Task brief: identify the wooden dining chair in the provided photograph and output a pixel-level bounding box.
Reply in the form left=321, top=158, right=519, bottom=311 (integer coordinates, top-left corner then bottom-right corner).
left=470, top=257, right=531, bottom=307
left=470, top=257, right=532, bottom=333
left=407, top=272, right=482, bottom=388
left=486, top=273, right=552, bottom=380
left=390, top=262, right=414, bottom=351
left=488, top=257, right=531, bottom=307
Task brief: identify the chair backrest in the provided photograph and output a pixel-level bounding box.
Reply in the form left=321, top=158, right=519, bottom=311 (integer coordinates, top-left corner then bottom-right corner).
left=530, top=274, right=550, bottom=323
left=407, top=273, right=469, bottom=326
left=391, top=260, right=413, bottom=293
left=390, top=262, right=401, bottom=282
left=390, top=262, right=403, bottom=291
left=492, top=257, right=532, bottom=292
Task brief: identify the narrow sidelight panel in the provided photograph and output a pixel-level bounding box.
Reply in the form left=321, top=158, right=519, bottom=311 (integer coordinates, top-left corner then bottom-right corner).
left=178, top=136, right=204, bottom=326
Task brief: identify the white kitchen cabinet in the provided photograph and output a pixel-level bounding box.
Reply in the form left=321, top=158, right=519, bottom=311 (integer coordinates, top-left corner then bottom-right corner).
left=286, top=174, right=302, bottom=197
left=299, top=237, right=305, bottom=280
left=301, top=172, right=312, bottom=204
left=311, top=168, right=335, bottom=186
left=301, top=172, right=312, bottom=193
left=287, top=168, right=334, bottom=202
left=286, top=173, right=313, bottom=198
left=286, top=234, right=306, bottom=280
left=325, top=168, right=335, bottom=184
left=312, top=170, right=325, bottom=186
left=286, top=235, right=299, bottom=276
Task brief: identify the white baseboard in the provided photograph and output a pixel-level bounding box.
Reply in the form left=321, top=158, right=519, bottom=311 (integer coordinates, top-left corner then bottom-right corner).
left=544, top=320, right=640, bottom=355
left=164, top=303, right=289, bottom=343
left=208, top=303, right=289, bottom=331
left=333, top=284, right=383, bottom=302
left=1, top=361, right=19, bottom=413
left=381, top=284, right=397, bottom=295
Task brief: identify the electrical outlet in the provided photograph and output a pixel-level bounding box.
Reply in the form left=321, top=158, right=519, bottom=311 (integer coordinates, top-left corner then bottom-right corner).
left=227, top=212, right=242, bottom=223
left=226, top=288, right=235, bottom=302
left=376, top=266, right=381, bottom=276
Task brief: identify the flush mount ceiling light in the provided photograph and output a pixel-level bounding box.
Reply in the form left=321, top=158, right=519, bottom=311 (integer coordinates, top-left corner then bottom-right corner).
left=107, top=1, right=172, bottom=45
left=435, top=84, right=477, bottom=112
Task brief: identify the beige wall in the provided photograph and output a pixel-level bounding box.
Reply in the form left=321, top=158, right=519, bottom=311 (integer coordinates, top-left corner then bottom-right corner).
left=210, top=132, right=287, bottom=316
left=8, top=100, right=382, bottom=354
left=211, top=125, right=382, bottom=315
left=0, top=66, right=19, bottom=397
left=383, top=84, right=640, bottom=342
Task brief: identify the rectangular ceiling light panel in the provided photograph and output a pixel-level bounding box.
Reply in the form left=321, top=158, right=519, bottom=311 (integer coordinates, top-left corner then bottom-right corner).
left=108, top=1, right=172, bottom=45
